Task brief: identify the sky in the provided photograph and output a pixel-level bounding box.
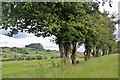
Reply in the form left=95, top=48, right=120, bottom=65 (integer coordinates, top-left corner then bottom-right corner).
left=0, top=0, right=120, bottom=52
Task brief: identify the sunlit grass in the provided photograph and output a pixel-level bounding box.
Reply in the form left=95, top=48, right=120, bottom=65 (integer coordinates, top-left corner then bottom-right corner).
left=2, top=54, right=118, bottom=78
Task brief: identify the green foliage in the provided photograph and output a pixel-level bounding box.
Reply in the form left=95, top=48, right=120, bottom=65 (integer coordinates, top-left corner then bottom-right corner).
left=1, top=2, right=100, bottom=43
left=1, top=2, right=117, bottom=63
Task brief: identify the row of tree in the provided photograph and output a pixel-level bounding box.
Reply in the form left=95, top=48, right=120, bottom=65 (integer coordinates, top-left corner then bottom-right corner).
left=1, top=2, right=117, bottom=64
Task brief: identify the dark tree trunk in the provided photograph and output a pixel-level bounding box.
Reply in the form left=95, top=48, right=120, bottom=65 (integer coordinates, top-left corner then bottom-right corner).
left=84, top=51, right=87, bottom=60
left=71, top=41, right=77, bottom=64
left=108, top=50, right=111, bottom=55
left=87, top=50, right=91, bottom=59
left=84, top=39, right=92, bottom=60
left=91, top=47, right=96, bottom=57
left=84, top=49, right=91, bottom=60
left=63, top=42, right=71, bottom=64
left=108, top=46, right=112, bottom=55
left=59, top=43, right=66, bottom=64
left=102, top=49, right=106, bottom=56
left=96, top=49, right=100, bottom=57
left=59, top=42, right=77, bottom=65
left=58, top=41, right=81, bottom=64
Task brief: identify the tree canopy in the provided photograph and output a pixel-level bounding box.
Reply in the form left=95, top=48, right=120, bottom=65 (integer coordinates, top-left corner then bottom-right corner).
left=1, top=2, right=116, bottom=64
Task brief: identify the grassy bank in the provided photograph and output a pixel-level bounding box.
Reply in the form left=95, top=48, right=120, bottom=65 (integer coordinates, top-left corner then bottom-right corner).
left=2, top=54, right=118, bottom=78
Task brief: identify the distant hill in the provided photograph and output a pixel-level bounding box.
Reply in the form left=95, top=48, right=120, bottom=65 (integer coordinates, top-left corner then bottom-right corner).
left=25, top=43, right=45, bottom=51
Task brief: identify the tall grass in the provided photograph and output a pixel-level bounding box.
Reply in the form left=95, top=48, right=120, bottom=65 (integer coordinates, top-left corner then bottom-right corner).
left=2, top=54, right=118, bottom=78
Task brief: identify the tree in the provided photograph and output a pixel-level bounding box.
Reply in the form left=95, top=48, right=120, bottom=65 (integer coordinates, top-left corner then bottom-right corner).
left=117, top=40, right=120, bottom=53
left=2, top=2, right=92, bottom=64
left=1, top=2, right=116, bottom=64
left=82, top=9, right=116, bottom=58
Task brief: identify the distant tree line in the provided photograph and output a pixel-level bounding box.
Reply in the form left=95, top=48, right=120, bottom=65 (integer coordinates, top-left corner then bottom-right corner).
left=2, top=54, right=60, bottom=62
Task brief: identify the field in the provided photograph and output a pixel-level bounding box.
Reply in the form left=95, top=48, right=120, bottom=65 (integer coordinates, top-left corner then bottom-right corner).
left=1, top=2, right=120, bottom=79
left=2, top=54, right=118, bottom=78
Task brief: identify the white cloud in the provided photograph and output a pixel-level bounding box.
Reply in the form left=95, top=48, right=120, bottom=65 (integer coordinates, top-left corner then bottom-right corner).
left=99, top=0, right=119, bottom=14
left=0, top=34, right=85, bottom=52
left=0, top=34, right=58, bottom=50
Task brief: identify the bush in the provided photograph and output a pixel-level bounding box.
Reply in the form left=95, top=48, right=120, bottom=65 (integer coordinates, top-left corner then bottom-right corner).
left=36, top=55, right=42, bottom=60
left=50, top=56, right=55, bottom=59
left=46, top=49, right=51, bottom=52
left=26, top=56, right=31, bottom=60
left=2, top=58, right=15, bottom=62
left=31, top=57, right=36, bottom=60
left=44, top=57, right=48, bottom=59
left=3, top=54, right=7, bottom=58
left=20, top=57, right=24, bottom=60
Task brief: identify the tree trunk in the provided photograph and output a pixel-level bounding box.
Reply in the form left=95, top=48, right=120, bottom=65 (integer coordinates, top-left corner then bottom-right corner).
left=59, top=43, right=66, bottom=64
left=71, top=41, right=77, bottom=64
left=63, top=42, right=71, bottom=64
left=84, top=39, right=92, bottom=60
left=102, top=49, right=106, bottom=56
left=84, top=49, right=91, bottom=60
left=108, top=46, right=112, bottom=55
left=59, top=42, right=75, bottom=65
left=91, top=47, right=96, bottom=57
left=84, top=51, right=87, bottom=60
left=87, top=50, right=91, bottom=59
left=96, top=49, right=100, bottom=57
left=108, top=50, right=111, bottom=55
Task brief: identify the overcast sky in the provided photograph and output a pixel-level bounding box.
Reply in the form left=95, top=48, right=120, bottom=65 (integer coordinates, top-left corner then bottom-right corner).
left=0, top=0, right=120, bottom=52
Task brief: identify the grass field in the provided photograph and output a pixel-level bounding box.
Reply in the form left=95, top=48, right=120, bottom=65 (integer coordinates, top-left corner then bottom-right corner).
left=2, top=54, right=118, bottom=78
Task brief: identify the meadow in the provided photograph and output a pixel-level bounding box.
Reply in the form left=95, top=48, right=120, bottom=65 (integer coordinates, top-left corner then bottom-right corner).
left=1, top=2, right=119, bottom=79
left=2, top=54, right=118, bottom=78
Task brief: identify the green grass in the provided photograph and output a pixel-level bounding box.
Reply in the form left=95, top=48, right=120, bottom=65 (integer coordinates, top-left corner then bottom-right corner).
left=2, top=54, right=118, bottom=78
left=2, top=51, right=60, bottom=60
